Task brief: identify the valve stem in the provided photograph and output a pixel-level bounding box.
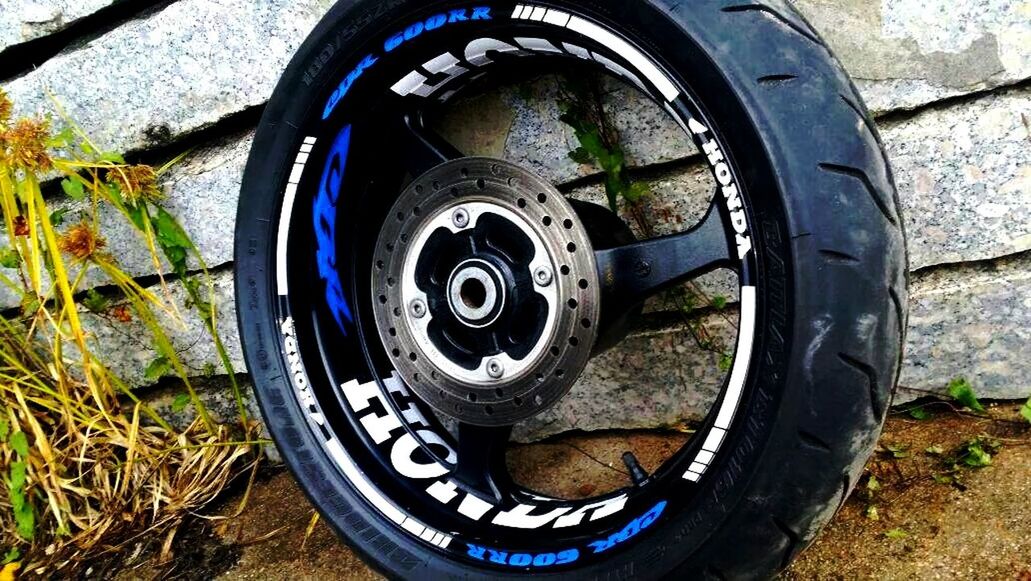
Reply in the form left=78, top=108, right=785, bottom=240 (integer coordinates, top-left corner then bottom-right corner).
left=622, top=451, right=649, bottom=486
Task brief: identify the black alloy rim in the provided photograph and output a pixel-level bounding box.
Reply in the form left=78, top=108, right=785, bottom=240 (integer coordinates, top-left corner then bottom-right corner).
left=273, top=1, right=765, bottom=571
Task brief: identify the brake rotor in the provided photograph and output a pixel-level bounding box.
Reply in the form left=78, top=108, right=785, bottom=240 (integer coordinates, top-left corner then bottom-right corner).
left=372, top=158, right=600, bottom=426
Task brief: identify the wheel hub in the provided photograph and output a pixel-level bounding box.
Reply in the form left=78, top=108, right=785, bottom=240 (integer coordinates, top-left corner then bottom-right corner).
left=447, top=259, right=505, bottom=327
left=372, top=158, right=600, bottom=426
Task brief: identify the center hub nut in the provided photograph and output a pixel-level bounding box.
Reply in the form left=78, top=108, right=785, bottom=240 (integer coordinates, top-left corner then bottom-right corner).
left=371, top=158, right=600, bottom=426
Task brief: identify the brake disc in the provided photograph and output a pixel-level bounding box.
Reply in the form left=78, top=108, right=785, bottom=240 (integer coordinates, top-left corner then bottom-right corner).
left=372, top=158, right=600, bottom=426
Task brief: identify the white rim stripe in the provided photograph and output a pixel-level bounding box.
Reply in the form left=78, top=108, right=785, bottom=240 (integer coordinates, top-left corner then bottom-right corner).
left=683, top=286, right=757, bottom=480
left=277, top=137, right=317, bottom=296
left=512, top=5, right=680, bottom=102
left=326, top=437, right=452, bottom=549
left=715, top=285, right=757, bottom=430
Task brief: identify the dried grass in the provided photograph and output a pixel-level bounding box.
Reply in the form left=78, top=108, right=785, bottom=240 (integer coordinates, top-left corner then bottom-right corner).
left=0, top=88, right=256, bottom=576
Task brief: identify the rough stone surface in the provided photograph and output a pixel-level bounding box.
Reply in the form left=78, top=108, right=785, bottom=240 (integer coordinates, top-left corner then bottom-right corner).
left=884, top=88, right=1031, bottom=270
left=515, top=314, right=737, bottom=442
left=82, top=268, right=243, bottom=388
left=0, top=0, right=115, bottom=52
left=3, top=0, right=332, bottom=153
left=794, top=0, right=1031, bottom=114
left=443, top=75, right=696, bottom=186
left=3, top=0, right=1028, bottom=161
left=898, top=252, right=1031, bottom=404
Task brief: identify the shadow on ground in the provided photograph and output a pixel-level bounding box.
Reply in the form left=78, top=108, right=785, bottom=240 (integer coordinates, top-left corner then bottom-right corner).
left=115, top=403, right=1030, bottom=580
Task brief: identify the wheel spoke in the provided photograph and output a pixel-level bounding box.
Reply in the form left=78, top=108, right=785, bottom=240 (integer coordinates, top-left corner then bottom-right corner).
left=594, top=200, right=734, bottom=319
left=393, top=110, right=464, bottom=177
left=454, top=422, right=513, bottom=503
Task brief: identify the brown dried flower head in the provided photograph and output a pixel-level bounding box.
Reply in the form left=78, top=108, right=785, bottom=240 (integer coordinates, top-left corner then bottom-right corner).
left=3, top=118, right=53, bottom=171
left=107, top=164, right=163, bottom=203
left=0, top=89, right=11, bottom=126
left=59, top=222, right=106, bottom=261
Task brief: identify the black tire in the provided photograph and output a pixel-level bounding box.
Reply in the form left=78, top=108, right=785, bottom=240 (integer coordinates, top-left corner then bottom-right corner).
left=235, top=0, right=908, bottom=579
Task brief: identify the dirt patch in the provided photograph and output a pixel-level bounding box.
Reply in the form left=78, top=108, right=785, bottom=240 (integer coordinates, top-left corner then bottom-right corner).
left=102, top=404, right=1030, bottom=579
left=785, top=402, right=1031, bottom=580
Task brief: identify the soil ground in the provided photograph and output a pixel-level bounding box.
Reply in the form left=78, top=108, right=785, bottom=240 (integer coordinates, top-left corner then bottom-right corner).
left=116, top=402, right=1030, bottom=580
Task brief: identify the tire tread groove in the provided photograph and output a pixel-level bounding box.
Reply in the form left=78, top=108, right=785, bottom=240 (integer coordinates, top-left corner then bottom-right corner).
left=838, top=352, right=884, bottom=420
left=818, top=162, right=899, bottom=226
left=798, top=430, right=833, bottom=453
left=721, top=4, right=822, bottom=45
left=819, top=248, right=861, bottom=264
left=758, top=73, right=799, bottom=84
left=771, top=516, right=802, bottom=571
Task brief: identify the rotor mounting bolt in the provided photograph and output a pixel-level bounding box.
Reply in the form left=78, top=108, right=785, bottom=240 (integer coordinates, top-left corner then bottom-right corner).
left=533, top=266, right=553, bottom=287
left=409, top=299, right=427, bottom=319
left=634, top=260, right=652, bottom=278
left=452, top=208, right=470, bottom=229
left=486, top=358, right=504, bottom=379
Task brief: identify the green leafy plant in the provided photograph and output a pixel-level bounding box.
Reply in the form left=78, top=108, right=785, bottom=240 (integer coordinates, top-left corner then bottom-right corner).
left=952, top=436, right=1000, bottom=468
left=928, top=435, right=1002, bottom=488
left=555, top=74, right=733, bottom=366
left=947, top=377, right=985, bottom=413
left=906, top=405, right=933, bottom=420
left=884, top=528, right=909, bottom=540
left=884, top=443, right=910, bottom=459
left=557, top=75, right=649, bottom=214
left=1021, top=397, right=1031, bottom=424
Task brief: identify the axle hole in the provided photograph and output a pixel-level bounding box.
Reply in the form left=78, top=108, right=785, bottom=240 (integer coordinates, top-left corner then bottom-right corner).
left=460, top=278, right=488, bottom=309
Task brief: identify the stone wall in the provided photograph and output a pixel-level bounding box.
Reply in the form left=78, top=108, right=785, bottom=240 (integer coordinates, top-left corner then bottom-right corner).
left=1, top=0, right=1027, bottom=439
